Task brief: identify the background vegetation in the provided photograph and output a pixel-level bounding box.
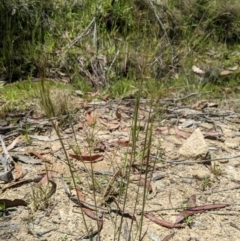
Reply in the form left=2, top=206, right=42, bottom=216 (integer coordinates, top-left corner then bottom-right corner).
left=1, top=0, right=240, bottom=93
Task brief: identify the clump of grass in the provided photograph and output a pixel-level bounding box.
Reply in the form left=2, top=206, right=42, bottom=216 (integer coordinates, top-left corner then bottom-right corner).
left=39, top=77, right=91, bottom=236
left=29, top=181, right=54, bottom=212
left=39, top=87, right=73, bottom=117
left=38, top=67, right=159, bottom=239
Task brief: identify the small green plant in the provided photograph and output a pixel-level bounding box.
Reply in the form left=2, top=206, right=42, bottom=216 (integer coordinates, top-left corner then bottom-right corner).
left=201, top=176, right=212, bottom=191
left=176, top=201, right=194, bottom=226
left=184, top=215, right=194, bottom=226
left=60, top=234, right=68, bottom=241
left=23, top=123, right=32, bottom=143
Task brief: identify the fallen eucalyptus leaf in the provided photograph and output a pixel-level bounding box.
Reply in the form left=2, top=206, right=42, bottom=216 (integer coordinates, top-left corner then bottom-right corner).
left=70, top=154, right=103, bottom=163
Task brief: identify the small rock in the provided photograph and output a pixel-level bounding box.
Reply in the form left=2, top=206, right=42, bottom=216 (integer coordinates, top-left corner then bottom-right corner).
left=178, top=128, right=209, bottom=159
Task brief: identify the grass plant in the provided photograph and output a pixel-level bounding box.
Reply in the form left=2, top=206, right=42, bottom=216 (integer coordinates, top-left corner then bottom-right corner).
left=37, top=60, right=159, bottom=240
left=200, top=176, right=212, bottom=191
left=39, top=78, right=92, bottom=237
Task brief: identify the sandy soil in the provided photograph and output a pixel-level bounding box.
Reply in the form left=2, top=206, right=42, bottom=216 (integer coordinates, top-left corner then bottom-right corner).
left=1, top=96, right=240, bottom=241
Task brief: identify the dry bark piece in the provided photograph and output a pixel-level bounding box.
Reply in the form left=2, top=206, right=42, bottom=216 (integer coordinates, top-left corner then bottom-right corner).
left=1, top=177, right=42, bottom=193
left=13, top=154, right=42, bottom=164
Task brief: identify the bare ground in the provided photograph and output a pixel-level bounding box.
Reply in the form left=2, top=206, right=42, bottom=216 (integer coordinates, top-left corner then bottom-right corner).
left=1, top=94, right=240, bottom=241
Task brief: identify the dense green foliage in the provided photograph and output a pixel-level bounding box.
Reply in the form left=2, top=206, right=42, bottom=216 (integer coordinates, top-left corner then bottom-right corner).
left=1, top=0, right=240, bottom=87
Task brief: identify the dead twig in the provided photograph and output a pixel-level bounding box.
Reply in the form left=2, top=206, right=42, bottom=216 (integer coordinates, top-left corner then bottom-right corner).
left=60, top=18, right=96, bottom=62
